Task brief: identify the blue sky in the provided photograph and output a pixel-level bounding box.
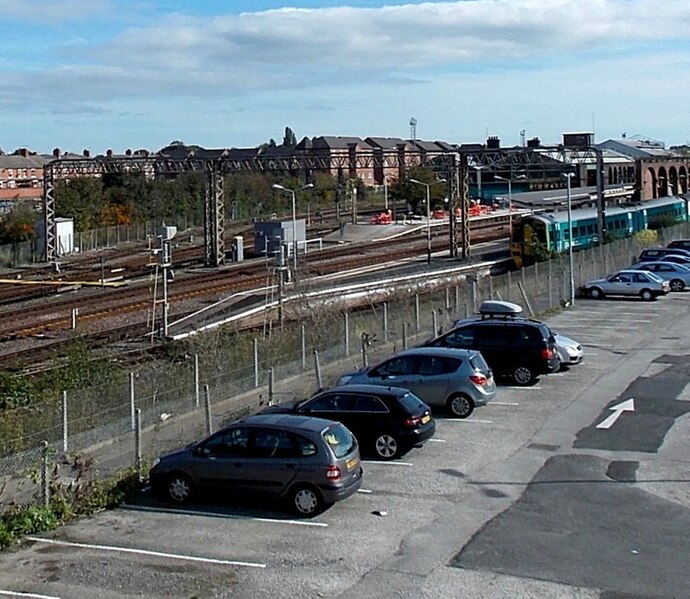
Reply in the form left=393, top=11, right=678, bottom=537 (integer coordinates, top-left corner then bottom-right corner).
left=1, top=0, right=689, bottom=154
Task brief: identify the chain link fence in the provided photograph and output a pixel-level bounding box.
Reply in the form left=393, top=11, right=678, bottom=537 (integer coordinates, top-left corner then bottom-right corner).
left=1, top=221, right=689, bottom=512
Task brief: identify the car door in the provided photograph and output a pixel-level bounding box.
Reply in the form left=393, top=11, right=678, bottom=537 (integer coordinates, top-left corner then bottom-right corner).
left=473, top=324, right=511, bottom=376
left=433, top=325, right=476, bottom=350
left=409, top=354, right=459, bottom=407
left=366, top=355, right=419, bottom=391
left=352, top=394, right=391, bottom=444
left=241, top=427, right=302, bottom=497
left=193, top=426, right=251, bottom=493
left=603, top=272, right=633, bottom=295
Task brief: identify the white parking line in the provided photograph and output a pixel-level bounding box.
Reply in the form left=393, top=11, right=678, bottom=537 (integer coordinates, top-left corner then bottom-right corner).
left=0, top=591, right=63, bottom=599
left=26, top=537, right=266, bottom=568
left=427, top=438, right=447, bottom=443
left=362, top=460, right=413, bottom=466
left=357, top=489, right=373, bottom=494
left=506, top=386, right=542, bottom=391
left=122, top=504, right=327, bottom=527
left=489, top=402, right=520, bottom=406
left=443, top=419, right=494, bottom=424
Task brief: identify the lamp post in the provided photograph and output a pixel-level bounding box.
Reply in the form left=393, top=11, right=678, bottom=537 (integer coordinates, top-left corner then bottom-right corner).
left=272, top=183, right=314, bottom=275
left=495, top=174, right=526, bottom=245
left=473, top=165, right=486, bottom=202
left=409, top=178, right=446, bottom=264
left=563, top=172, right=575, bottom=306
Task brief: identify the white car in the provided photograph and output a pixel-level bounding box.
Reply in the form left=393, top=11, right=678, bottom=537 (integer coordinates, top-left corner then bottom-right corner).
left=582, top=269, right=670, bottom=301
left=630, top=261, right=690, bottom=292
left=553, top=333, right=583, bottom=369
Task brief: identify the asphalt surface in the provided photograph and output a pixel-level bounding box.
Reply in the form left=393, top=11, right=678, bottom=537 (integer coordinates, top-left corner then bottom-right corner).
left=0, top=291, right=688, bottom=599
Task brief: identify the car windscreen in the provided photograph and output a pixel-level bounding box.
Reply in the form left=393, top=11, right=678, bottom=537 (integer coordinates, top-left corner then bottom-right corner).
left=322, top=422, right=357, bottom=458
left=398, top=392, right=428, bottom=414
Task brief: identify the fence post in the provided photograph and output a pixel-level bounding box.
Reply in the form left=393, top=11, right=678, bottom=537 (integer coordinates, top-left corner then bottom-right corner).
left=547, top=260, right=553, bottom=308
left=507, top=271, right=512, bottom=301
left=471, top=277, right=478, bottom=313
left=402, top=322, right=408, bottom=350
left=130, top=372, right=136, bottom=430
left=313, top=350, right=323, bottom=391
left=194, top=354, right=200, bottom=408
left=383, top=302, right=389, bottom=343
left=41, top=441, right=50, bottom=507
left=432, top=310, right=438, bottom=337
left=134, top=408, right=142, bottom=481
left=301, top=324, right=306, bottom=371
left=415, top=294, right=420, bottom=333
left=455, top=286, right=460, bottom=314
left=268, top=367, right=275, bottom=406
left=445, top=288, right=451, bottom=311
left=62, top=391, right=68, bottom=454
left=344, top=312, right=350, bottom=356
left=71, top=308, right=78, bottom=329
left=204, top=384, right=212, bottom=435
left=253, top=338, right=259, bottom=387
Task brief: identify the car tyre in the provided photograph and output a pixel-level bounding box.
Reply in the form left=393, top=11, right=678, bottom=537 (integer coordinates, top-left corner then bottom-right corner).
left=374, top=433, right=400, bottom=460
left=670, top=279, right=685, bottom=292
left=447, top=394, right=475, bottom=419
left=165, top=472, right=194, bottom=504
left=640, top=289, right=654, bottom=301
left=290, top=484, right=326, bottom=517
left=512, top=365, right=534, bottom=386
left=589, top=287, right=604, bottom=299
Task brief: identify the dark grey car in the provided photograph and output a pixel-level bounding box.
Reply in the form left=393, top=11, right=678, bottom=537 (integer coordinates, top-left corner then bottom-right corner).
left=149, top=413, right=363, bottom=517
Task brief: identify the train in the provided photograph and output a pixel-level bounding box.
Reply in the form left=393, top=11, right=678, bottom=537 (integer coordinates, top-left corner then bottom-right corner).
left=511, top=195, right=689, bottom=267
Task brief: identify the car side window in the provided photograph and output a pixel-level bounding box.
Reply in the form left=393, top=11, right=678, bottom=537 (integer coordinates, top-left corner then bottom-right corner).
left=252, top=428, right=298, bottom=459
left=633, top=273, right=648, bottom=283
left=294, top=434, right=318, bottom=457
left=441, top=327, right=474, bottom=348
left=354, top=395, right=388, bottom=412
left=417, top=356, right=446, bottom=375
left=203, top=427, right=250, bottom=456
left=378, top=356, right=417, bottom=375
left=307, top=395, right=339, bottom=411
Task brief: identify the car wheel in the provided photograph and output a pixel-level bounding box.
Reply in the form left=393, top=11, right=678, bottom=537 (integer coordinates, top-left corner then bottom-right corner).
left=290, top=485, right=324, bottom=517
left=512, top=365, right=534, bottom=386
left=165, top=473, right=194, bottom=504
left=447, top=394, right=475, bottom=419
left=640, top=289, right=654, bottom=301
left=670, top=279, right=685, bottom=292
left=374, top=434, right=400, bottom=459
left=589, top=287, right=603, bottom=299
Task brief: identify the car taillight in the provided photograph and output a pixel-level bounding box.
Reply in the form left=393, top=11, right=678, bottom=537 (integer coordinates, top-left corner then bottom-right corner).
left=542, top=348, right=555, bottom=359
left=469, top=373, right=487, bottom=385
left=403, top=415, right=422, bottom=427
left=326, top=465, right=341, bottom=480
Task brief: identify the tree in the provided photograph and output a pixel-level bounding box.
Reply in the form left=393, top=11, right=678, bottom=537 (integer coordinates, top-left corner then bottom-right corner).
left=283, top=127, right=297, bottom=148
left=0, top=203, right=36, bottom=244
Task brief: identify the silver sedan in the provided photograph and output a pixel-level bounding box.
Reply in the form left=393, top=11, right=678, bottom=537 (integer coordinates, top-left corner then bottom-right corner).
left=630, top=261, right=690, bottom=292
left=582, top=269, right=670, bottom=301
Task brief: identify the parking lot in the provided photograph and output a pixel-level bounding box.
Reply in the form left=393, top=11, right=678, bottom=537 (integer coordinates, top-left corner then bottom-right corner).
left=0, top=292, right=689, bottom=599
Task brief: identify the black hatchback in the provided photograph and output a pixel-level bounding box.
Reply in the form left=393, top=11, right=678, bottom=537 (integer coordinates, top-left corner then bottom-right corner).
left=262, top=384, right=435, bottom=460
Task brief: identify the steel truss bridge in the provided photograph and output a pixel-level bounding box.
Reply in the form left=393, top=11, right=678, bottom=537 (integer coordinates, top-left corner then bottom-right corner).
left=41, top=146, right=605, bottom=265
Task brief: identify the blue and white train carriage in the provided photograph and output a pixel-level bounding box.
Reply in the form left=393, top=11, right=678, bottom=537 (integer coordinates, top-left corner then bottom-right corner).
left=512, top=196, right=689, bottom=266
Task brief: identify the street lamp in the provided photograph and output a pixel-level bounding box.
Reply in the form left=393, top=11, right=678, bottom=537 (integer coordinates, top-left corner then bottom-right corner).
left=272, top=183, right=314, bottom=274
left=409, top=178, right=446, bottom=264
left=563, top=172, right=575, bottom=306
left=473, top=165, right=487, bottom=202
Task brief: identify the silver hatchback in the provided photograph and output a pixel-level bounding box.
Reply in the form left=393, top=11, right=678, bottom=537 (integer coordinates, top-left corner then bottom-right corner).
left=337, top=347, right=496, bottom=418
left=583, top=269, right=670, bottom=301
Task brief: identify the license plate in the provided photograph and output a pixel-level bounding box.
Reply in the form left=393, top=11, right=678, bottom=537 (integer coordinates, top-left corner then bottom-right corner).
left=421, top=414, right=431, bottom=424
left=346, top=457, right=359, bottom=470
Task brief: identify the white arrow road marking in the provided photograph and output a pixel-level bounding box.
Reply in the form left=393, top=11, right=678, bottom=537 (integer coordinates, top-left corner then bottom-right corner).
left=596, top=398, right=635, bottom=429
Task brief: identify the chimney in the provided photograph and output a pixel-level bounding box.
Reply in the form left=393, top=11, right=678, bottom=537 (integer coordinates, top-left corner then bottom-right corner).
left=125, top=148, right=132, bottom=156
left=486, top=136, right=500, bottom=149
left=526, top=137, right=541, bottom=148
left=52, top=148, right=61, bottom=158
left=83, top=149, right=90, bottom=158
left=19, top=148, right=29, bottom=157
left=106, top=149, right=113, bottom=158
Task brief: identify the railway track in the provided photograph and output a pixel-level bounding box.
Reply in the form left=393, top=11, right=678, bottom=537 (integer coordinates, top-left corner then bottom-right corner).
left=0, top=213, right=511, bottom=369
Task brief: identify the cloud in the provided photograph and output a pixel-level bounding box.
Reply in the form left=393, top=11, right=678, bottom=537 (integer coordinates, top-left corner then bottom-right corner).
left=1, top=0, right=689, bottom=125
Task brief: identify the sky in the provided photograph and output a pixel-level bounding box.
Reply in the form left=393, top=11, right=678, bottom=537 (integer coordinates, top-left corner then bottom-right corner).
left=1, top=0, right=689, bottom=155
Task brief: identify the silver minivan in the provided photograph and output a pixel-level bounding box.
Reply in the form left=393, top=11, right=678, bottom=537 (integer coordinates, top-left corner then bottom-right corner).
left=337, top=347, right=496, bottom=418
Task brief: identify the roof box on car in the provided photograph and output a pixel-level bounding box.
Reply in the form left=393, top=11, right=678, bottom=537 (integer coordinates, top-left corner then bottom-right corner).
left=478, top=300, right=523, bottom=317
